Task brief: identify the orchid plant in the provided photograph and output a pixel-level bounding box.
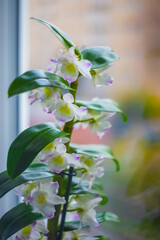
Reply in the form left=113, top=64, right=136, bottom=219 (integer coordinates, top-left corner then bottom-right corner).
left=0, top=18, right=127, bottom=240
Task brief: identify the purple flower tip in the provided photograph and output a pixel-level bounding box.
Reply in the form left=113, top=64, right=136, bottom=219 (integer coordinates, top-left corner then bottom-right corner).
left=40, top=159, right=46, bottom=162
left=97, top=135, right=102, bottom=139
left=84, top=61, right=92, bottom=68
left=28, top=196, right=33, bottom=204
left=104, top=128, right=109, bottom=132
left=80, top=107, right=87, bottom=112
left=57, top=118, right=66, bottom=123
left=50, top=58, right=57, bottom=63
left=55, top=138, right=61, bottom=141
left=56, top=95, right=60, bottom=99
left=30, top=99, right=36, bottom=105
left=74, top=214, right=80, bottom=220
left=52, top=182, right=59, bottom=188
left=48, top=153, right=53, bottom=158
left=52, top=168, right=61, bottom=173
left=64, top=77, right=75, bottom=83
left=31, top=221, right=37, bottom=227
left=109, top=79, right=113, bottom=84
left=95, top=222, right=100, bottom=227
left=16, top=236, right=21, bottom=240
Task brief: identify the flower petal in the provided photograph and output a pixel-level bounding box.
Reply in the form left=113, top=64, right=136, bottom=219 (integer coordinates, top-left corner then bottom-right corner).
left=78, top=60, right=92, bottom=79
left=56, top=143, right=66, bottom=154
left=54, top=101, right=74, bottom=123
left=63, top=93, right=74, bottom=104
left=48, top=153, right=67, bottom=173
left=53, top=195, right=66, bottom=205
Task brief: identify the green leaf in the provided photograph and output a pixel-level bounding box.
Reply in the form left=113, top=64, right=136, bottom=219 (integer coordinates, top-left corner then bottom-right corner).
left=94, top=236, right=110, bottom=240
left=8, top=69, right=73, bottom=98
left=0, top=203, right=43, bottom=240
left=7, top=122, right=67, bottom=179
left=70, top=177, right=108, bottom=205
left=81, top=46, right=119, bottom=69
left=76, top=98, right=127, bottom=122
left=64, top=212, right=119, bottom=231
left=70, top=143, right=120, bottom=171
left=31, top=17, right=76, bottom=50
left=0, top=163, right=53, bottom=198
left=96, top=212, right=119, bottom=223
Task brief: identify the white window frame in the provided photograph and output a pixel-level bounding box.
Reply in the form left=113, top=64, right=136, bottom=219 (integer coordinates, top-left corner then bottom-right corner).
left=0, top=0, right=29, bottom=217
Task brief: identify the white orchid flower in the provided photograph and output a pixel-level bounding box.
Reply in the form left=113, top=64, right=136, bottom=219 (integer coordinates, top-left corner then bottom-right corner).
left=34, top=137, right=69, bottom=163
left=68, top=195, right=102, bottom=226
left=90, top=63, right=113, bottom=87
left=89, top=112, right=114, bottom=139
left=77, top=156, right=104, bottom=189
left=28, top=87, right=61, bottom=114
left=15, top=182, right=37, bottom=203
left=30, top=181, right=65, bottom=218
left=33, top=219, right=48, bottom=234
left=47, top=143, right=80, bottom=173
left=74, top=107, right=115, bottom=139
left=64, top=229, right=97, bottom=240
left=92, top=71, right=113, bottom=87
left=48, top=47, right=92, bottom=83
left=54, top=93, right=87, bottom=123
left=15, top=225, right=41, bottom=240
left=15, top=219, right=48, bottom=240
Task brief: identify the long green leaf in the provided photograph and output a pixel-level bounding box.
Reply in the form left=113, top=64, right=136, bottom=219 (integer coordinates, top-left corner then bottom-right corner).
left=64, top=212, right=119, bottom=231
left=69, top=177, right=108, bottom=205
left=7, top=122, right=67, bottom=179
left=0, top=203, right=43, bottom=240
left=70, top=143, right=120, bottom=171
left=31, top=17, right=76, bottom=49
left=96, top=212, right=119, bottom=223
left=94, top=236, right=110, bottom=240
left=81, top=46, right=119, bottom=69
left=0, top=163, right=53, bottom=198
left=76, top=98, right=127, bottom=122
left=8, top=70, right=73, bottom=98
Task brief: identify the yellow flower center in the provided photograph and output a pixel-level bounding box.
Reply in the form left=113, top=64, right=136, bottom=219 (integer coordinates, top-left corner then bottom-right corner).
left=44, top=142, right=54, bottom=151
left=24, top=185, right=30, bottom=195
left=84, top=158, right=94, bottom=167
left=51, top=155, right=64, bottom=165
left=29, top=183, right=35, bottom=191
left=21, top=225, right=32, bottom=236
left=44, top=87, right=52, bottom=97
left=24, top=183, right=35, bottom=195
left=59, top=104, right=71, bottom=115
left=66, top=63, right=76, bottom=74
left=37, top=193, right=46, bottom=205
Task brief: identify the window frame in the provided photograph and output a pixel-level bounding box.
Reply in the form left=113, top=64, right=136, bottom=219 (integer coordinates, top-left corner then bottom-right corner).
left=0, top=0, right=29, bottom=217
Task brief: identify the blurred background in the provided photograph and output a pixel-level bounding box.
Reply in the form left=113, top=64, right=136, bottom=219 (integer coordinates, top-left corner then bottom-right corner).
left=0, top=0, right=160, bottom=239
left=28, top=1, right=160, bottom=239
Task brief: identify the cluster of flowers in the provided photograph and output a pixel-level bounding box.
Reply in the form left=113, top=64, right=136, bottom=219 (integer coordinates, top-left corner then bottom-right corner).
left=29, top=47, right=114, bottom=138
left=15, top=136, right=105, bottom=238
left=15, top=47, right=114, bottom=239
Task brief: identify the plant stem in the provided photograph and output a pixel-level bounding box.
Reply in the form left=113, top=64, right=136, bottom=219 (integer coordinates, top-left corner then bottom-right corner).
left=47, top=175, right=63, bottom=240
left=57, top=166, right=74, bottom=240
left=47, top=79, right=79, bottom=240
